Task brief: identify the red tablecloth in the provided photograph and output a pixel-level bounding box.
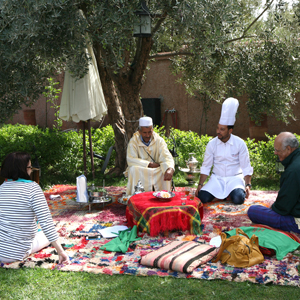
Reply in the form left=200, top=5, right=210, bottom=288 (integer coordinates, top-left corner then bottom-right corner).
left=126, top=191, right=203, bottom=237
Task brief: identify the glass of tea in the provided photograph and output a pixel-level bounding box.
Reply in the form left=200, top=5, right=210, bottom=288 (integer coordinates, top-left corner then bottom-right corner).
left=184, top=187, right=190, bottom=196
left=190, top=189, right=196, bottom=200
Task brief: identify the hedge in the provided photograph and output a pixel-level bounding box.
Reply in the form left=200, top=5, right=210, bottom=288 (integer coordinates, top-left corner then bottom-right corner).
left=1, top=124, right=296, bottom=186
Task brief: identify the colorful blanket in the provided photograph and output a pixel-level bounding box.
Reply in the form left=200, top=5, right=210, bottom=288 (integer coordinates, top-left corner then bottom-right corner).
left=126, top=191, right=202, bottom=236
left=1, top=185, right=300, bottom=287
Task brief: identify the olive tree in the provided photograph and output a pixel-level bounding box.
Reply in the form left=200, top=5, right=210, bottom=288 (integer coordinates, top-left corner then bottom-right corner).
left=0, top=0, right=299, bottom=174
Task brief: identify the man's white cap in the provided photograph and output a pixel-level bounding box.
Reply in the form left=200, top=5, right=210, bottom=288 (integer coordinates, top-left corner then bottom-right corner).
left=219, top=97, right=239, bottom=126
left=139, top=116, right=153, bottom=127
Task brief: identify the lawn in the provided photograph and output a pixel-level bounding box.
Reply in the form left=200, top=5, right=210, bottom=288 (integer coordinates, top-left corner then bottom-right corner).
left=0, top=176, right=299, bottom=300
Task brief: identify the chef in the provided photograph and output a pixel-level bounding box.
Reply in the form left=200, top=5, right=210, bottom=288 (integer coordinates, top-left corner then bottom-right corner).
left=125, top=117, right=175, bottom=195
left=196, top=97, right=253, bottom=205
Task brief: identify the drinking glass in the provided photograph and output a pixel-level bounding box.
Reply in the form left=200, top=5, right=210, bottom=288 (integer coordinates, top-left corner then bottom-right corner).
left=190, top=189, right=196, bottom=200
left=184, top=187, right=190, bottom=196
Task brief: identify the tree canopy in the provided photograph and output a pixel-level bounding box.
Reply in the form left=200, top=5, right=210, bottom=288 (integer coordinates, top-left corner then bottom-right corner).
left=1, top=0, right=300, bottom=173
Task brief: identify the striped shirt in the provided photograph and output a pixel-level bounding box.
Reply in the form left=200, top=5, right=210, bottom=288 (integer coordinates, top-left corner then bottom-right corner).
left=0, top=180, right=58, bottom=261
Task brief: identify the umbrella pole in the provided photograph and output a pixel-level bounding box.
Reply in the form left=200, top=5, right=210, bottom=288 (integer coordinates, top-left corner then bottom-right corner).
left=87, top=119, right=95, bottom=180
left=83, top=121, right=87, bottom=177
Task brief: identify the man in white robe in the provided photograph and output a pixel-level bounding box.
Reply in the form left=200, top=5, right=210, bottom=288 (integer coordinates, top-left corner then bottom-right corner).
left=125, top=117, right=175, bottom=195
left=196, top=98, right=253, bottom=204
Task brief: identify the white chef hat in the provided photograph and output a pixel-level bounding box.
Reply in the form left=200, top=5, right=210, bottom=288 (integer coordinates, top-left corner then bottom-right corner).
left=139, top=116, right=153, bottom=127
left=219, top=97, right=239, bottom=126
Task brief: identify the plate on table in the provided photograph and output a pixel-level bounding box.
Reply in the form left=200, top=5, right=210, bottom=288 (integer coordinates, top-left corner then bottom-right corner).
left=90, top=196, right=112, bottom=203
left=153, top=191, right=175, bottom=201
left=118, top=195, right=132, bottom=205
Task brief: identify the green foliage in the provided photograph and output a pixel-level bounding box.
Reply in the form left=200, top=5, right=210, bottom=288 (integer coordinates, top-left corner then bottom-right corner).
left=170, top=2, right=300, bottom=125
left=42, top=77, right=62, bottom=130
left=0, top=124, right=116, bottom=188
left=0, top=124, right=295, bottom=187
left=226, top=39, right=300, bottom=124
left=245, top=135, right=279, bottom=180
left=156, top=127, right=283, bottom=181
left=89, top=125, right=115, bottom=162
left=155, top=127, right=212, bottom=168
left=1, top=0, right=300, bottom=128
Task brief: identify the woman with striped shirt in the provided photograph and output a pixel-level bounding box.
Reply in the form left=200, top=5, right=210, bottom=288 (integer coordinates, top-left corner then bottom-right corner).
left=0, top=152, right=69, bottom=264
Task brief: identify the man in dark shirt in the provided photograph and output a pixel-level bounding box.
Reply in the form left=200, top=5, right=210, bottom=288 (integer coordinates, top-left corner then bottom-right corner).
left=248, top=132, right=300, bottom=233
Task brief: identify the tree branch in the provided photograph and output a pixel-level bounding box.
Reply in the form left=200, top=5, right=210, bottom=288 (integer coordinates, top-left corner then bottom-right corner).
left=149, top=51, right=193, bottom=59
left=96, top=43, right=118, bottom=83
left=152, top=11, right=168, bottom=35
left=131, top=36, right=153, bottom=87
left=244, top=0, right=275, bottom=36
left=225, top=35, right=258, bottom=44
left=225, top=0, right=275, bottom=44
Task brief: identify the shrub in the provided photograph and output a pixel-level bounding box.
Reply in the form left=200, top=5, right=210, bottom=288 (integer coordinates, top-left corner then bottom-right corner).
left=0, top=124, right=115, bottom=187
left=156, top=127, right=298, bottom=182
left=0, top=124, right=296, bottom=187
left=155, top=127, right=211, bottom=168
left=245, top=135, right=279, bottom=180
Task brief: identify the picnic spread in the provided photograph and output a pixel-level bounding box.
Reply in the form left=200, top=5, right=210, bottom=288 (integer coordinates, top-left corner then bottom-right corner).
left=1, top=184, right=300, bottom=287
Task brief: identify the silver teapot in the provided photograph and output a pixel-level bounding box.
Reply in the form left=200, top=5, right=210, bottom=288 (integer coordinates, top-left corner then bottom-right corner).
left=186, top=153, right=198, bottom=172
left=133, top=180, right=145, bottom=194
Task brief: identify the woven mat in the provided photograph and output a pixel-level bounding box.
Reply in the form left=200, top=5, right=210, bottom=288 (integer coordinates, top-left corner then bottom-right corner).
left=1, top=185, right=300, bottom=287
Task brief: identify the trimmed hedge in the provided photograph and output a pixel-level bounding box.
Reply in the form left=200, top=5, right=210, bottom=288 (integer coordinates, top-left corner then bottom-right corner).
left=0, top=124, right=115, bottom=186
left=1, top=124, right=297, bottom=186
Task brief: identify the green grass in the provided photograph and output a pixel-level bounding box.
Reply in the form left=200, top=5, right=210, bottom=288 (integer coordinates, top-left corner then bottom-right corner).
left=1, top=174, right=297, bottom=300
left=0, top=268, right=299, bottom=300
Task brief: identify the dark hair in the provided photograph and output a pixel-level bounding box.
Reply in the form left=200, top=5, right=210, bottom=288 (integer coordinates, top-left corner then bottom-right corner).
left=0, top=152, right=31, bottom=180
left=227, top=125, right=234, bottom=130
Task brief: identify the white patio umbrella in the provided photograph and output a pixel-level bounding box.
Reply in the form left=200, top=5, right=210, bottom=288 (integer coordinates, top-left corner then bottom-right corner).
left=60, top=44, right=108, bottom=179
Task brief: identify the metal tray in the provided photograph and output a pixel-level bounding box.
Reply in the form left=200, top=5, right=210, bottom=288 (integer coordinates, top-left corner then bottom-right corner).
left=89, top=196, right=112, bottom=203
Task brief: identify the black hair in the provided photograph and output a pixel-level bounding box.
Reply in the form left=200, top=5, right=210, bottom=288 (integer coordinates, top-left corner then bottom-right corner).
left=0, top=152, right=31, bottom=180
left=227, top=125, right=234, bottom=130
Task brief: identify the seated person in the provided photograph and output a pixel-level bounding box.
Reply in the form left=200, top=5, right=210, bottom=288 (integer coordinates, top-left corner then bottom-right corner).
left=196, top=98, right=253, bottom=204
left=248, top=132, right=300, bottom=233
left=125, top=117, right=174, bottom=195
left=0, top=152, right=70, bottom=264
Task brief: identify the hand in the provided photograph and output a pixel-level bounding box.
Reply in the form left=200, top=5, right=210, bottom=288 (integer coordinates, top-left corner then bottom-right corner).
left=245, top=186, right=251, bottom=199
left=196, top=184, right=203, bottom=195
left=58, top=250, right=70, bottom=265
left=148, top=162, right=160, bottom=168
left=164, top=168, right=174, bottom=181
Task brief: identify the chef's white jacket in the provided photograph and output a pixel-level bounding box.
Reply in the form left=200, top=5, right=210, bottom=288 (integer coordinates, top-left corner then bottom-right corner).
left=200, top=134, right=253, bottom=199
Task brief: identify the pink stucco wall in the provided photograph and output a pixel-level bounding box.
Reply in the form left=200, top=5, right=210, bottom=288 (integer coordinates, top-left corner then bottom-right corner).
left=7, top=56, right=300, bottom=139
left=140, top=56, right=300, bottom=139
left=8, top=73, right=104, bottom=130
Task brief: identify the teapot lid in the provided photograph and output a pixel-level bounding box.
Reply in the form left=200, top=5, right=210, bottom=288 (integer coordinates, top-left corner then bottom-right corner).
left=134, top=179, right=144, bottom=190
left=187, top=153, right=198, bottom=162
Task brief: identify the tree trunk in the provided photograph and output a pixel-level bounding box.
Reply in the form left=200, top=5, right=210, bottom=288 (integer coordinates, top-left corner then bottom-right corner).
left=94, top=37, right=153, bottom=175
left=95, top=47, right=127, bottom=176
left=116, top=37, right=153, bottom=140
left=119, top=81, right=143, bottom=141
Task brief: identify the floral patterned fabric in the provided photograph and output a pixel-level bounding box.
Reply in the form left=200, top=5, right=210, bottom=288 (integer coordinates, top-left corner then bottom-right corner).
left=1, top=186, right=299, bottom=287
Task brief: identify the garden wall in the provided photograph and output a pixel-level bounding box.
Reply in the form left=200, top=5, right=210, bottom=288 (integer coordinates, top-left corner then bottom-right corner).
left=7, top=57, right=300, bottom=140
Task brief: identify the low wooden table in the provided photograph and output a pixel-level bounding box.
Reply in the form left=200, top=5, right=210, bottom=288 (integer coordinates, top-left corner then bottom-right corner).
left=126, top=191, right=203, bottom=237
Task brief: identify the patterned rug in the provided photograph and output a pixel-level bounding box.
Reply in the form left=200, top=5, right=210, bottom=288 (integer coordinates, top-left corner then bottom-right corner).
left=1, top=185, right=300, bottom=287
